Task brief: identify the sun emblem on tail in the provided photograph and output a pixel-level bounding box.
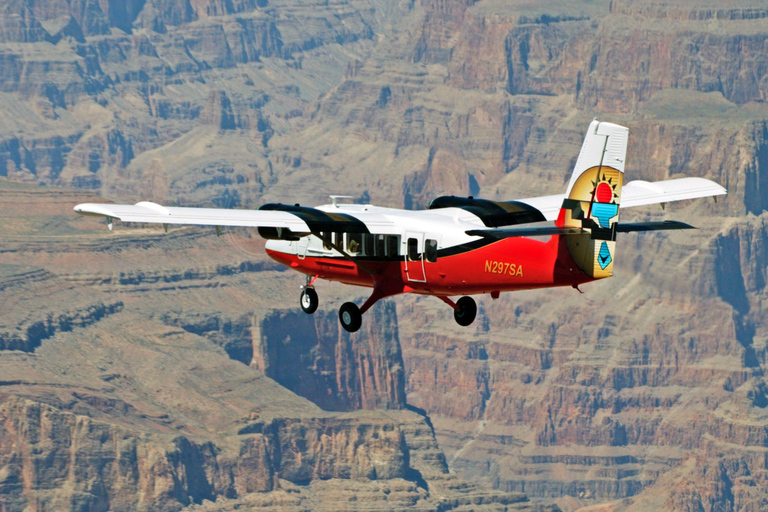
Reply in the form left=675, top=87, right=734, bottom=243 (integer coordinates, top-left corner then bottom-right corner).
left=592, top=172, right=619, bottom=204
left=589, top=172, right=620, bottom=230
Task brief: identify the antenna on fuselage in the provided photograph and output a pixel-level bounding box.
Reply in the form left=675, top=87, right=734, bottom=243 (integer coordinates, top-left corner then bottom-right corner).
left=329, top=195, right=354, bottom=208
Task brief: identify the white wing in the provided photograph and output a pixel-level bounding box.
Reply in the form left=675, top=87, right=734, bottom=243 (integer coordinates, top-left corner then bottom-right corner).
left=73, top=201, right=400, bottom=235
left=74, top=201, right=312, bottom=231
left=75, top=176, right=726, bottom=231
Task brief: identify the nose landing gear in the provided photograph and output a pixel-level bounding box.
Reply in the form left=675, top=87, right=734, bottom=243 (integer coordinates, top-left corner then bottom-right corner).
left=300, top=288, right=318, bottom=313
left=300, top=275, right=319, bottom=314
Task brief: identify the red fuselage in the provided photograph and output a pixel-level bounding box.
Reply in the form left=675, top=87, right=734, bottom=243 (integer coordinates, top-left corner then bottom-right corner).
left=266, top=234, right=592, bottom=297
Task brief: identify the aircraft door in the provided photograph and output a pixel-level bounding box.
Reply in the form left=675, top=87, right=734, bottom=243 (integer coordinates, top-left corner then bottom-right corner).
left=296, top=236, right=310, bottom=259
left=404, top=231, right=426, bottom=282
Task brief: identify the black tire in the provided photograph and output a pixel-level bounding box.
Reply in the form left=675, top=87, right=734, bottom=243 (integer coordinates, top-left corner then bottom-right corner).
left=454, top=296, right=477, bottom=327
left=339, top=302, right=362, bottom=333
left=300, top=288, right=319, bottom=314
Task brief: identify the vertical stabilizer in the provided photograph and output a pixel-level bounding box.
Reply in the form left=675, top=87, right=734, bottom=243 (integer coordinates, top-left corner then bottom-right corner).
left=557, top=120, right=629, bottom=279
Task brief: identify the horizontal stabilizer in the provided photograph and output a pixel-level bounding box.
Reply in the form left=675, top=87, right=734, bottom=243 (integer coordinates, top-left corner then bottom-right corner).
left=518, top=177, right=727, bottom=222
left=615, top=220, right=695, bottom=232
left=467, top=220, right=694, bottom=239
left=621, top=178, right=725, bottom=208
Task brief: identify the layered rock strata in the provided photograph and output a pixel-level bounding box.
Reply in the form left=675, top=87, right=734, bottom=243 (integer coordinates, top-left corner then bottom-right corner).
left=0, top=182, right=538, bottom=511
left=2, top=0, right=768, bottom=510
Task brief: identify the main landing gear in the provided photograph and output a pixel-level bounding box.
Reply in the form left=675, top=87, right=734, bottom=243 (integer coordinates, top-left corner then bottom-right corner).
left=453, top=296, right=477, bottom=326
left=300, top=275, right=478, bottom=333
left=439, top=296, right=477, bottom=327
left=339, top=302, right=362, bottom=332
left=336, top=294, right=478, bottom=333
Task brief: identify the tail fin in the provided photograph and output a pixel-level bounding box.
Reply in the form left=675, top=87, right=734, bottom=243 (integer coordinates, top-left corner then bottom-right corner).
left=557, top=120, right=629, bottom=279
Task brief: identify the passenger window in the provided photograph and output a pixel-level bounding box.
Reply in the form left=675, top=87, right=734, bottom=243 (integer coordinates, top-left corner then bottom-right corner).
left=322, top=232, right=332, bottom=250
left=376, top=235, right=386, bottom=257
left=363, top=234, right=374, bottom=256
left=387, top=236, right=399, bottom=257
left=407, top=238, right=420, bottom=261
left=425, top=239, right=438, bottom=263
left=333, top=232, right=342, bottom=247
left=347, top=233, right=361, bottom=254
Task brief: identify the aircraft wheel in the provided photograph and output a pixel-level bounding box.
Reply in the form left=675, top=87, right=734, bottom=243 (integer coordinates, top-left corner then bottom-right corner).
left=300, top=288, right=319, bottom=314
left=339, top=302, right=362, bottom=333
left=454, top=296, right=477, bottom=327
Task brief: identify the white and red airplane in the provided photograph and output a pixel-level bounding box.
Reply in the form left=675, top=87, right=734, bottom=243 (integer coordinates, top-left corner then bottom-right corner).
left=75, top=121, right=726, bottom=332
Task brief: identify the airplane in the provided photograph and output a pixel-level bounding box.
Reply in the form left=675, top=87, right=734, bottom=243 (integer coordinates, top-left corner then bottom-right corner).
left=74, top=120, right=726, bottom=333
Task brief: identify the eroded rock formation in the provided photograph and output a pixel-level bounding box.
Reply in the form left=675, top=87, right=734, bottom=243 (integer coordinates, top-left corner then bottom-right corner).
left=253, top=303, right=406, bottom=411
left=1, top=0, right=768, bottom=510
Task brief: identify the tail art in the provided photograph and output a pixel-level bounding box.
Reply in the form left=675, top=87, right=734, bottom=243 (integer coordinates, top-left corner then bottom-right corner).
left=557, top=120, right=629, bottom=279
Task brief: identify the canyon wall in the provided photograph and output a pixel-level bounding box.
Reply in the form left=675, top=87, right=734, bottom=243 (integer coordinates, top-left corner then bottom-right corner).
left=2, top=0, right=768, bottom=511
left=0, top=183, right=540, bottom=511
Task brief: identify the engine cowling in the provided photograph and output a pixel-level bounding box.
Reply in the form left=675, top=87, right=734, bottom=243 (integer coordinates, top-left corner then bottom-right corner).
left=257, top=227, right=304, bottom=241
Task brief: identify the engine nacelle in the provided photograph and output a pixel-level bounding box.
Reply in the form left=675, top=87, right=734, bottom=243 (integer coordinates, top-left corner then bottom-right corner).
left=257, top=227, right=304, bottom=241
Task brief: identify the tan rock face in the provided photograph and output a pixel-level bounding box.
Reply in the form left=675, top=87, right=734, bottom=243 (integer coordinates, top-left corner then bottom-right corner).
left=0, top=184, right=530, bottom=511
left=254, top=302, right=406, bottom=411
left=0, top=396, right=419, bottom=510
left=397, top=214, right=768, bottom=508
left=2, top=0, right=768, bottom=510
left=503, top=1, right=768, bottom=112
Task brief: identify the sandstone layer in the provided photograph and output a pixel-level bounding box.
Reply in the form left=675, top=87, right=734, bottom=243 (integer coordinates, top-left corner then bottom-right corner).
left=0, top=183, right=540, bottom=511
left=1, top=0, right=768, bottom=511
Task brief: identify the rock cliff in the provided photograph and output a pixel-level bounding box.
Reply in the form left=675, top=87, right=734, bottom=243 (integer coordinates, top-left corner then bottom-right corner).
left=4, top=392, right=510, bottom=511
left=0, top=183, right=540, bottom=511
left=1, top=0, right=768, bottom=510
left=253, top=303, right=406, bottom=411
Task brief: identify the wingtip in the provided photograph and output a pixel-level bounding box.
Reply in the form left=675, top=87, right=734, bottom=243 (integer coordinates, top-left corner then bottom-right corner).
left=73, top=202, right=99, bottom=214
left=73, top=203, right=115, bottom=218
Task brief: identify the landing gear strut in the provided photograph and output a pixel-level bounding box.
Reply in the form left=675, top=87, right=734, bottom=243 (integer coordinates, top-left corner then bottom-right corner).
left=439, top=296, right=477, bottom=326
left=300, top=275, right=319, bottom=314
left=336, top=279, right=403, bottom=333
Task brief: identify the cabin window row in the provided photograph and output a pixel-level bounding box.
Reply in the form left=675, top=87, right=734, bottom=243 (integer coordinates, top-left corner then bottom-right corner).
left=318, top=232, right=438, bottom=262
left=320, top=232, right=400, bottom=257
